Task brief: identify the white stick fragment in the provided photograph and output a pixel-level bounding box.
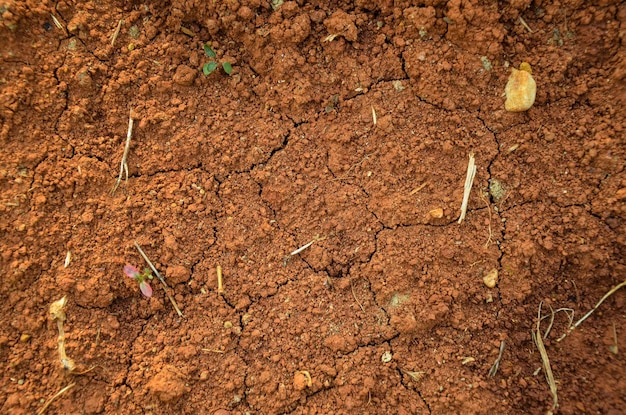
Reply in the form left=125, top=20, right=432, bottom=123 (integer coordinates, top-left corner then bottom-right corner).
left=112, top=110, right=134, bottom=195
left=64, top=251, right=72, bottom=268
left=290, top=240, right=316, bottom=256
left=458, top=153, right=477, bottom=224
left=371, top=106, right=377, bottom=125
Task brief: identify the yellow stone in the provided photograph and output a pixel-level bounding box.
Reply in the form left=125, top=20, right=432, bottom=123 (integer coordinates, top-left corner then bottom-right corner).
left=429, top=208, right=444, bottom=219
left=483, top=268, right=498, bottom=288
left=505, top=63, right=536, bottom=112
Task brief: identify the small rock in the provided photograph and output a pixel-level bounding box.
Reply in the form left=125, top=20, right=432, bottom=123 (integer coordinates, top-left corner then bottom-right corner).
left=20, top=334, right=31, bottom=343
left=429, top=208, right=444, bottom=219
left=381, top=351, right=393, bottom=363
left=505, top=62, right=536, bottom=112
left=483, top=268, right=498, bottom=288
left=173, top=65, right=196, bottom=86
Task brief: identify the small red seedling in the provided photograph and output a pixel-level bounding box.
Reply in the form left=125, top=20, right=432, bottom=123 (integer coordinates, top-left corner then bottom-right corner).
left=124, top=264, right=153, bottom=297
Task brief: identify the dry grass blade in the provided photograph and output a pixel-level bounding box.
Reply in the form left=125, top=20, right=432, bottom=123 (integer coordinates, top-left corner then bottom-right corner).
left=134, top=241, right=183, bottom=317
left=401, top=368, right=425, bottom=382
left=533, top=302, right=558, bottom=411
left=488, top=340, right=505, bottom=377
left=519, top=16, right=533, bottom=33
left=112, top=110, right=134, bottom=195
left=37, top=382, right=76, bottom=415
left=558, top=280, right=626, bottom=341
left=50, top=14, right=68, bottom=36
left=458, top=153, right=476, bottom=224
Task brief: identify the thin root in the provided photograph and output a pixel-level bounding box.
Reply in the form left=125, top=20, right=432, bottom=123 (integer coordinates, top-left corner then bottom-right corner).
left=558, top=280, right=626, bottom=341
left=37, top=382, right=76, bottom=415
left=479, top=190, right=493, bottom=248
left=350, top=278, right=365, bottom=312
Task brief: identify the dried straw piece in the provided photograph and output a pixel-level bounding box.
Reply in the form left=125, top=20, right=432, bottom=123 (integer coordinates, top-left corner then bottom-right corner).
left=533, top=302, right=558, bottom=411
left=458, top=153, right=477, bottom=224
left=37, top=382, right=76, bottom=415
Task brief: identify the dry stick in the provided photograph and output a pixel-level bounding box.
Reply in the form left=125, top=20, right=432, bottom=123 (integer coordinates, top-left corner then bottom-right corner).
left=488, top=340, right=506, bottom=377
left=610, top=323, right=619, bottom=355
left=110, top=19, right=123, bottom=46
left=533, top=302, right=559, bottom=411
left=216, top=264, right=224, bottom=295
left=37, top=382, right=76, bottom=415
left=409, top=181, right=428, bottom=195
left=558, top=280, right=626, bottom=341
left=134, top=242, right=183, bottom=317
left=458, top=153, right=477, bottom=224
left=112, top=110, right=134, bottom=195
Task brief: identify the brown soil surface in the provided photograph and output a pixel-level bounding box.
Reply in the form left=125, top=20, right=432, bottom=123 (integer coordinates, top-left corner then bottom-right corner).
left=1, top=1, right=625, bottom=414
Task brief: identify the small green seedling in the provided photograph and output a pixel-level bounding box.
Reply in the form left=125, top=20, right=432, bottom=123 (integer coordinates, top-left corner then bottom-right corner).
left=202, top=43, right=232, bottom=76
left=124, top=264, right=153, bottom=297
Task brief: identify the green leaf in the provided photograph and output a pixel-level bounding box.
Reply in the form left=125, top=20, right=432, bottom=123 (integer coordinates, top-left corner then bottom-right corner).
left=222, top=61, right=232, bottom=75
left=203, top=61, right=218, bottom=76
left=203, top=43, right=216, bottom=58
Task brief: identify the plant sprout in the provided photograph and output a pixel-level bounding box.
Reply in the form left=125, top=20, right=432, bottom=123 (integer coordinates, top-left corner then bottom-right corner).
left=202, top=43, right=232, bottom=76
left=124, top=264, right=153, bottom=297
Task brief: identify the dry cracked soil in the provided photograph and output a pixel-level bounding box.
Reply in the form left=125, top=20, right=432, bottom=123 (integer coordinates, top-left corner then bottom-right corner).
left=1, top=1, right=626, bottom=414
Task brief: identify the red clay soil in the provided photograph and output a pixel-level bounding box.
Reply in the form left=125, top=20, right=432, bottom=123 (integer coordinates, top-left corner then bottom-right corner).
left=1, top=1, right=625, bottom=414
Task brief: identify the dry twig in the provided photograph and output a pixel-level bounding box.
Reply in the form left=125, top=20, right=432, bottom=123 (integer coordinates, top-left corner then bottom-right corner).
left=216, top=264, right=224, bottom=295
left=110, top=19, right=123, bottom=46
